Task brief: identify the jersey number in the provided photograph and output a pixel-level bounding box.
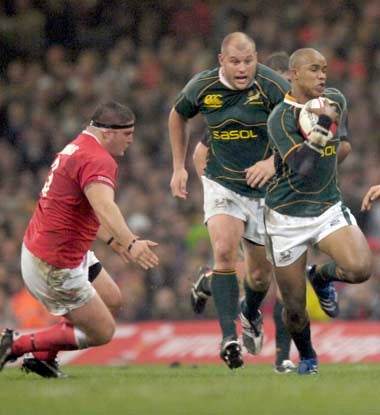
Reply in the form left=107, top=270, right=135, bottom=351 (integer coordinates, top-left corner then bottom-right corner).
left=41, top=156, right=60, bottom=197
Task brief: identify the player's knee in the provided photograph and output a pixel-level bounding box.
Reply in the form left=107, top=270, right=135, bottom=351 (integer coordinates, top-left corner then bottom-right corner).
left=213, top=243, right=235, bottom=266
left=91, top=321, right=116, bottom=346
left=100, top=324, right=116, bottom=345
left=103, top=323, right=116, bottom=343
left=347, top=267, right=371, bottom=284
left=343, top=258, right=372, bottom=283
left=245, top=270, right=271, bottom=291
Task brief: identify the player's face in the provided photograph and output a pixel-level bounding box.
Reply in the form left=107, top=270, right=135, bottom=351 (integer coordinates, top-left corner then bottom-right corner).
left=219, top=43, right=257, bottom=90
left=294, top=55, right=327, bottom=101
left=105, top=127, right=135, bottom=156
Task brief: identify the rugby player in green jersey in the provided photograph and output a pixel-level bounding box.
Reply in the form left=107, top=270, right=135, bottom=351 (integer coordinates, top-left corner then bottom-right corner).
left=169, top=32, right=289, bottom=369
left=191, top=51, right=296, bottom=373
left=265, top=48, right=372, bottom=374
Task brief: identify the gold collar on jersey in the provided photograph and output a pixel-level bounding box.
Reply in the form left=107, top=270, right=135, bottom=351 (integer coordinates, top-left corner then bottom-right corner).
left=283, top=92, right=304, bottom=108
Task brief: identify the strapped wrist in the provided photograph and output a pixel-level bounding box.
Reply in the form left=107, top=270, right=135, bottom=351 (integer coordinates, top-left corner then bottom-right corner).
left=317, top=114, right=333, bottom=130
left=127, top=238, right=137, bottom=252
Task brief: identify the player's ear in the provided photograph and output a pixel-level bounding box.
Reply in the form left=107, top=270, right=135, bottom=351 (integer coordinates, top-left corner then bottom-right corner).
left=100, top=129, right=110, bottom=142
left=290, top=68, right=298, bottom=81
left=218, top=53, right=224, bottom=66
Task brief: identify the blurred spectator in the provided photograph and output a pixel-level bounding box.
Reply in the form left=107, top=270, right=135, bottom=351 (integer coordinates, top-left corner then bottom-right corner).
left=10, top=288, right=57, bottom=328
left=151, top=287, right=178, bottom=320
left=0, top=288, right=18, bottom=327
left=42, top=1, right=77, bottom=48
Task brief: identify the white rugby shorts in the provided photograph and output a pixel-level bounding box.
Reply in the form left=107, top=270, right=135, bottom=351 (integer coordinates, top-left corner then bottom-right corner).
left=21, top=244, right=97, bottom=316
left=202, top=176, right=265, bottom=244
left=264, top=201, right=357, bottom=267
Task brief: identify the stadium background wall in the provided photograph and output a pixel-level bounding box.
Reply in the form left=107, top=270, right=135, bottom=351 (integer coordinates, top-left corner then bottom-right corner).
left=13, top=320, right=379, bottom=366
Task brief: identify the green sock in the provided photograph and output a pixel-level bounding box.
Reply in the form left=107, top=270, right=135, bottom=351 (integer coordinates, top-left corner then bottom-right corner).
left=316, top=261, right=338, bottom=282
left=211, top=270, right=239, bottom=340
left=241, top=279, right=266, bottom=321
left=273, top=300, right=292, bottom=365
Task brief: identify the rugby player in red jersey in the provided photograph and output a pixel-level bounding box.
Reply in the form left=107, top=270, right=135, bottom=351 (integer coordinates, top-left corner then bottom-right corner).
left=0, top=101, right=159, bottom=377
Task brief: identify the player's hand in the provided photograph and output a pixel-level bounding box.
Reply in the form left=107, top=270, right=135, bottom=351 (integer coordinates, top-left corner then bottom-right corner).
left=128, top=239, right=159, bottom=270
left=109, top=240, right=133, bottom=263
left=170, top=168, right=188, bottom=199
left=306, top=124, right=334, bottom=149
left=361, top=185, right=380, bottom=211
left=308, top=100, right=339, bottom=123
left=245, top=157, right=275, bottom=188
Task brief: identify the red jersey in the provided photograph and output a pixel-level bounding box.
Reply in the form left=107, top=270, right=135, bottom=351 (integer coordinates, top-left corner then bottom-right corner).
left=24, top=131, right=117, bottom=268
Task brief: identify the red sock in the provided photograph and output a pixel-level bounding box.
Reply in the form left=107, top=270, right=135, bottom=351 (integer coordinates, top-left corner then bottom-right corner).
left=12, top=321, right=78, bottom=357
left=32, top=351, right=58, bottom=361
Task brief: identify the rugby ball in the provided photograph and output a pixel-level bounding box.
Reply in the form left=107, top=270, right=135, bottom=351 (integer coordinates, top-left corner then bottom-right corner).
left=299, top=97, right=337, bottom=139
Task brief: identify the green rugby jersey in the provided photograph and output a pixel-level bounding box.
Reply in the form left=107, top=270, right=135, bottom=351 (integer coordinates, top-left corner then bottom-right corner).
left=266, top=88, right=347, bottom=216
left=174, top=64, right=289, bottom=197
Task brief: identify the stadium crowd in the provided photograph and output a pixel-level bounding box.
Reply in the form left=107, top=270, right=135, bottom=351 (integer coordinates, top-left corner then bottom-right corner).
left=1, top=0, right=380, bottom=327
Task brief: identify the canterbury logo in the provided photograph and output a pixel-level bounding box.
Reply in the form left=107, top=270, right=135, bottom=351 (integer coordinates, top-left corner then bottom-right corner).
left=245, top=91, right=262, bottom=105
left=204, top=94, right=223, bottom=108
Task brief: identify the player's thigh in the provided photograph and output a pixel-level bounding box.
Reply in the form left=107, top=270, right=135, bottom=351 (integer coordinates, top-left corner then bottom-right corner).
left=274, top=253, right=307, bottom=311
left=317, top=225, right=372, bottom=272
left=92, top=268, right=122, bottom=311
left=21, top=244, right=96, bottom=317
left=66, top=291, right=115, bottom=343
left=264, top=207, right=310, bottom=268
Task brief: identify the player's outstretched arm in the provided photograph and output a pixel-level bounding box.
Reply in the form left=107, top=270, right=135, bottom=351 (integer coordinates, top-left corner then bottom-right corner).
left=361, top=185, right=380, bottom=211
left=245, top=155, right=275, bottom=188
left=85, top=183, right=159, bottom=269
left=169, top=108, right=189, bottom=199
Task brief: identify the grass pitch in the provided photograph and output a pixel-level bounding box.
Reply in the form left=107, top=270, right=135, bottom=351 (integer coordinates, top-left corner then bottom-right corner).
left=0, top=364, right=379, bottom=415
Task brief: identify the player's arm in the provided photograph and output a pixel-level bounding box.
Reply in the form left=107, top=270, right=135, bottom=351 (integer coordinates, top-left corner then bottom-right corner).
left=268, top=109, right=324, bottom=179
left=286, top=105, right=338, bottom=177
left=85, top=182, right=158, bottom=269
left=285, top=144, right=322, bottom=177
left=97, top=225, right=132, bottom=263
left=96, top=224, right=114, bottom=243
left=192, top=141, right=208, bottom=179
left=337, top=109, right=351, bottom=164
left=169, top=107, right=190, bottom=199
left=277, top=97, right=344, bottom=177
